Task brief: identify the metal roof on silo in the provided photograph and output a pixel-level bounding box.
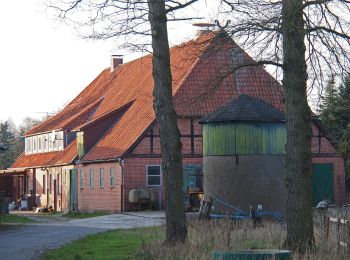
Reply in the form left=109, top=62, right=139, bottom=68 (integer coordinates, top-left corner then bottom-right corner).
left=199, top=94, right=285, bottom=123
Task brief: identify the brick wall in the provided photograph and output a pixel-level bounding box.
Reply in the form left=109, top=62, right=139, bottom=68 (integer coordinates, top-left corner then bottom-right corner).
left=77, top=162, right=122, bottom=212
left=123, top=157, right=202, bottom=211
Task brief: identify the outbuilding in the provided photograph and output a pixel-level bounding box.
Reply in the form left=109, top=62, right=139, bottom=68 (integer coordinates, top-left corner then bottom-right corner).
left=200, top=94, right=345, bottom=213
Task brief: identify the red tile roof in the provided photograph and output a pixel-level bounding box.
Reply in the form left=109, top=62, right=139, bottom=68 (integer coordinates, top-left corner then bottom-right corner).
left=11, top=139, right=77, bottom=169
left=12, top=32, right=284, bottom=167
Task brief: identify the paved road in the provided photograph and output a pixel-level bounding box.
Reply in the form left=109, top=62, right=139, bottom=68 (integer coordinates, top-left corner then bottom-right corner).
left=0, top=211, right=165, bottom=260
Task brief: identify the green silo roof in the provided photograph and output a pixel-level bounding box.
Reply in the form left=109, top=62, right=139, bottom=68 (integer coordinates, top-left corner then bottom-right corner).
left=200, top=94, right=285, bottom=123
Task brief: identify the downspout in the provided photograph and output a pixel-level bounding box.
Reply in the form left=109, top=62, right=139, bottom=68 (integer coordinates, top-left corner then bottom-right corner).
left=60, top=166, right=63, bottom=211
left=119, top=159, right=125, bottom=212
left=42, top=167, right=50, bottom=207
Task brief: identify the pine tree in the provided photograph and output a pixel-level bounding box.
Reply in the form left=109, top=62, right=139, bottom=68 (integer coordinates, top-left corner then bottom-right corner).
left=319, top=74, right=350, bottom=186
left=319, top=75, right=342, bottom=144
left=0, top=121, right=19, bottom=169
left=319, top=74, right=350, bottom=147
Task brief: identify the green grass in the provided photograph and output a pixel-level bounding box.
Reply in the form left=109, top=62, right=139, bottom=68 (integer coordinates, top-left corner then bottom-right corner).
left=0, top=214, right=34, bottom=224
left=62, top=211, right=110, bottom=219
left=41, top=227, right=160, bottom=260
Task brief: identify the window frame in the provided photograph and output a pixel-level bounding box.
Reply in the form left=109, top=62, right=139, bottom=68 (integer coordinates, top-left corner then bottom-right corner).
left=38, top=135, right=42, bottom=152
left=110, top=167, right=116, bottom=187
left=146, top=165, right=162, bottom=187
left=33, top=136, right=37, bottom=153
left=58, top=173, right=61, bottom=194
left=99, top=168, right=104, bottom=188
left=79, top=169, right=84, bottom=189
left=43, top=134, right=48, bottom=152
left=27, top=137, right=33, bottom=154
left=43, top=175, right=46, bottom=194
left=49, top=174, right=53, bottom=194
left=58, top=131, right=64, bottom=150
left=89, top=169, right=94, bottom=189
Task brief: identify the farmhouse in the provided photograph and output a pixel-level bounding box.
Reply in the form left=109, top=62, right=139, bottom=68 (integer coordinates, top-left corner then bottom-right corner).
left=4, top=31, right=345, bottom=212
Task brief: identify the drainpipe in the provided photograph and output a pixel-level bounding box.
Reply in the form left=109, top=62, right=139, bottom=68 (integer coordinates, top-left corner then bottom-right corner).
left=60, top=166, right=63, bottom=211
left=42, top=167, right=50, bottom=207
left=119, top=159, right=125, bottom=212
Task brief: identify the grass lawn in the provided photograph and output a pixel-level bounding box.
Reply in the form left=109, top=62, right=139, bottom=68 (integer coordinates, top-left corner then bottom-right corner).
left=62, top=211, right=110, bottom=219
left=0, top=214, right=34, bottom=224
left=41, top=227, right=161, bottom=260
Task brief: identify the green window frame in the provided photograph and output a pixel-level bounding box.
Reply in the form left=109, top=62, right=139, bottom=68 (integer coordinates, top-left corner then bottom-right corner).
left=79, top=170, right=84, bottom=189
left=89, top=169, right=94, bottom=189
left=110, top=167, right=116, bottom=187
left=99, top=168, right=104, bottom=188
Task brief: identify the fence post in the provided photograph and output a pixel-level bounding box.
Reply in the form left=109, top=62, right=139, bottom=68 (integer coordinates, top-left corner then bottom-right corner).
left=337, top=218, right=341, bottom=250
left=347, top=220, right=350, bottom=252
left=326, top=216, right=330, bottom=240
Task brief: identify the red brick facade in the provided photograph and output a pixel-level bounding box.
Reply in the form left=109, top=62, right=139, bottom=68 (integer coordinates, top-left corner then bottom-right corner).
left=77, top=162, right=122, bottom=212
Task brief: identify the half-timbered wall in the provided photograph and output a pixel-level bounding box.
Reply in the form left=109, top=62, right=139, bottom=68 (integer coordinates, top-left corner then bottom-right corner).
left=131, top=117, right=202, bottom=157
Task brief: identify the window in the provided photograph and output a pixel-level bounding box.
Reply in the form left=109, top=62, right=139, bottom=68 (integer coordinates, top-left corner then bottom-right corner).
left=58, top=174, right=61, bottom=194
left=99, top=168, right=104, bottom=188
left=25, top=138, right=28, bottom=154
left=27, top=137, right=32, bottom=154
left=110, top=167, right=116, bottom=187
left=48, top=135, right=53, bottom=151
left=38, top=136, right=42, bottom=152
left=53, top=138, right=57, bottom=151
left=33, top=136, right=37, bottom=153
left=43, top=175, right=46, bottom=194
left=79, top=170, right=84, bottom=189
left=49, top=174, right=53, bottom=193
left=58, top=132, right=64, bottom=150
left=89, top=169, right=94, bottom=189
left=43, top=134, right=48, bottom=152
left=147, top=165, right=161, bottom=186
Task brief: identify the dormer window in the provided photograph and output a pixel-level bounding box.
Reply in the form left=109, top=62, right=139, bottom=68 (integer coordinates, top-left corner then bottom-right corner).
left=24, top=131, right=66, bottom=155
left=38, top=136, right=42, bottom=152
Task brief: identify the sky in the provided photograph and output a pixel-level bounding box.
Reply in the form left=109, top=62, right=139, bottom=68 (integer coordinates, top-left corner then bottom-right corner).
left=0, top=1, right=214, bottom=126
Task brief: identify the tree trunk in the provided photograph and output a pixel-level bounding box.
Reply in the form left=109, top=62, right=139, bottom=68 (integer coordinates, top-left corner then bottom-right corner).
left=282, top=0, right=314, bottom=253
left=147, top=0, right=187, bottom=244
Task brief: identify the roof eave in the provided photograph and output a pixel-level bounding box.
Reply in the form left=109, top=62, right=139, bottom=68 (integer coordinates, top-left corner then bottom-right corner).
left=199, top=119, right=286, bottom=124
left=79, top=157, right=121, bottom=165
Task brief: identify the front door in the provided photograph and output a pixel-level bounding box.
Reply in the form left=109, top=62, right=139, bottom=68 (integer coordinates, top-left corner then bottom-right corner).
left=70, top=169, right=78, bottom=211
left=312, top=163, right=334, bottom=206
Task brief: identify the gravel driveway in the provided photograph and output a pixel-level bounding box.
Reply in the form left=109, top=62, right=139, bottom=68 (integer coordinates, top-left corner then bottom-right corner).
left=0, top=211, right=165, bottom=260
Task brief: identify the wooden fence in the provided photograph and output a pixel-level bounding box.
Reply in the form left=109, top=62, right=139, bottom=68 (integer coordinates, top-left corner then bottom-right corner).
left=324, top=216, right=350, bottom=249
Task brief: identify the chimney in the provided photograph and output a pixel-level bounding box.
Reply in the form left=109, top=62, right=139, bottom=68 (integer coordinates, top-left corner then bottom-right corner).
left=192, top=23, right=215, bottom=36
left=111, top=55, right=123, bottom=72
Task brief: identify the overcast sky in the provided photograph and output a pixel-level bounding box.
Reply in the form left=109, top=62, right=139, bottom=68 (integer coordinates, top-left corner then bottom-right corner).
left=0, top=1, right=215, bottom=126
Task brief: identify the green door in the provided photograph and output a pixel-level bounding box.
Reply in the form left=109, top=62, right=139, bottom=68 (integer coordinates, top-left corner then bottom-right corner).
left=70, top=169, right=78, bottom=211
left=312, top=164, right=334, bottom=206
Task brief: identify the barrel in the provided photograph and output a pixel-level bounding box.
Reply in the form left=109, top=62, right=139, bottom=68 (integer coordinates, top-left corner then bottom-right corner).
left=212, top=250, right=291, bottom=260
